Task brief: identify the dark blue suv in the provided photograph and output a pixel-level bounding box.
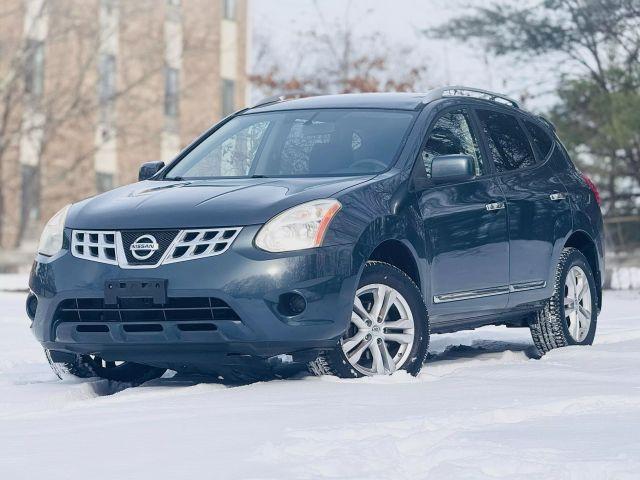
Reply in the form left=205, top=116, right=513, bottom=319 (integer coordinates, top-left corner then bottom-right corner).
left=27, top=87, right=604, bottom=382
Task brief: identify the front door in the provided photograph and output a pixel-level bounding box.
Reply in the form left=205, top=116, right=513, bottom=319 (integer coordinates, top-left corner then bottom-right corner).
left=415, top=107, right=510, bottom=317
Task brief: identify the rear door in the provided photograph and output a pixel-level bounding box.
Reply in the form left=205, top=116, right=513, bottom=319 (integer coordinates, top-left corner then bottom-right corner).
left=474, top=108, right=572, bottom=305
left=415, top=106, right=510, bottom=317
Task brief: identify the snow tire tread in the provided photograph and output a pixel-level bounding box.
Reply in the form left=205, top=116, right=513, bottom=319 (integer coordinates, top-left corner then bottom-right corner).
left=529, top=247, right=596, bottom=355
left=309, top=261, right=429, bottom=378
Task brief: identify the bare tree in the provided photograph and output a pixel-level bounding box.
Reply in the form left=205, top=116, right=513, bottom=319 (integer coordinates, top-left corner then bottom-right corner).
left=0, top=0, right=222, bottom=248
left=250, top=1, right=431, bottom=97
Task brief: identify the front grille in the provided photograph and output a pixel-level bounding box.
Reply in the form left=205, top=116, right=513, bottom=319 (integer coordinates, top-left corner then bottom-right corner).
left=121, top=230, right=179, bottom=266
left=71, top=231, right=118, bottom=265
left=70, top=227, right=242, bottom=268
left=56, top=297, right=241, bottom=323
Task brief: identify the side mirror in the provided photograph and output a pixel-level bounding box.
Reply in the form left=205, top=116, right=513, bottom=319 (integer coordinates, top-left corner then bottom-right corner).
left=138, top=161, right=165, bottom=181
left=431, top=155, right=475, bottom=185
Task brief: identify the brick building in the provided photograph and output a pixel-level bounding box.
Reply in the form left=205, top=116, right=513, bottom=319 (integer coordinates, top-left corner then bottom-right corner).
left=0, top=0, right=248, bottom=269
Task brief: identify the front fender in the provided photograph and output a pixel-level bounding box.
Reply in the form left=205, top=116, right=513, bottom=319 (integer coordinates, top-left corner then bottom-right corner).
left=350, top=207, right=428, bottom=301
left=330, top=171, right=428, bottom=302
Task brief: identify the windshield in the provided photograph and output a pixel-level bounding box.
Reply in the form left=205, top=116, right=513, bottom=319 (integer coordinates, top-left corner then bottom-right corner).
left=163, top=109, right=416, bottom=179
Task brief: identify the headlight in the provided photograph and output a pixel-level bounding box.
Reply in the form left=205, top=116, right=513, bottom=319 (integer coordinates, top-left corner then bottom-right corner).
left=37, top=204, right=71, bottom=256
left=255, top=199, right=341, bottom=253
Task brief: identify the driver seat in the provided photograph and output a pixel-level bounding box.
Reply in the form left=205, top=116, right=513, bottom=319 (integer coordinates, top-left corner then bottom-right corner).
left=308, top=141, right=353, bottom=174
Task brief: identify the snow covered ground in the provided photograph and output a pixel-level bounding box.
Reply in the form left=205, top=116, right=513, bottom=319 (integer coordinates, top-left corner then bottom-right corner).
left=1, top=287, right=639, bottom=480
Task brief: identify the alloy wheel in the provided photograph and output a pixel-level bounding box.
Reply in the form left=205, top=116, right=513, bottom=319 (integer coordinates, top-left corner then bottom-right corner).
left=342, top=283, right=415, bottom=375
left=564, top=265, right=592, bottom=342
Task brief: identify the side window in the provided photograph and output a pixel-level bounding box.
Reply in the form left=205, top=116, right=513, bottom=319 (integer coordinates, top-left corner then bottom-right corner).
left=421, top=110, right=485, bottom=179
left=524, top=120, right=553, bottom=160
left=476, top=109, right=536, bottom=172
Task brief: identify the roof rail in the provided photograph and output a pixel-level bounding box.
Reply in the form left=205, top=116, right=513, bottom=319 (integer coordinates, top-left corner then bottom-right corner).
left=422, top=85, right=521, bottom=109
left=251, top=90, right=324, bottom=109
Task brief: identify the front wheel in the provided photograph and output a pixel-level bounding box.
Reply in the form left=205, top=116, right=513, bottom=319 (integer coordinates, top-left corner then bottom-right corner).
left=529, top=247, right=598, bottom=355
left=309, top=261, right=429, bottom=378
left=46, top=350, right=166, bottom=385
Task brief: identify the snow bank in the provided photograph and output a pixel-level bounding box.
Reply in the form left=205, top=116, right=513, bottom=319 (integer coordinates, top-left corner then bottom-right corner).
left=0, top=290, right=639, bottom=479
left=611, top=267, right=640, bottom=290
left=0, top=273, right=29, bottom=292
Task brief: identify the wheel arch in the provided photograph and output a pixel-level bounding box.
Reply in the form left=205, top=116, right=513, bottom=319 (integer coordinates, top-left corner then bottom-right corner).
left=351, top=213, right=428, bottom=302
left=367, top=239, right=422, bottom=290
left=340, top=173, right=429, bottom=304
left=564, top=230, right=602, bottom=310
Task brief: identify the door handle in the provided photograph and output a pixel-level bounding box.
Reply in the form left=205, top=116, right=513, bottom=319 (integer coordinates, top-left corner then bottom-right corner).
left=485, top=202, right=506, bottom=212
left=549, top=192, right=567, bottom=201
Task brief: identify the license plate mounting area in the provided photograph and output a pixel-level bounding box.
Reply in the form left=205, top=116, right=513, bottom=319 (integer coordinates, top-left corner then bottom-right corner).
left=104, top=279, right=167, bottom=306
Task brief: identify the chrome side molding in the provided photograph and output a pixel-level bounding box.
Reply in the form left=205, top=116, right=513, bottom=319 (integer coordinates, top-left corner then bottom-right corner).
left=434, top=281, right=546, bottom=303
left=509, top=280, right=547, bottom=292
left=434, top=286, right=510, bottom=304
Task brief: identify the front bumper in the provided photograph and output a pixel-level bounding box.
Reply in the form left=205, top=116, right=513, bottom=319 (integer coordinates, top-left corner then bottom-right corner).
left=29, top=226, right=357, bottom=370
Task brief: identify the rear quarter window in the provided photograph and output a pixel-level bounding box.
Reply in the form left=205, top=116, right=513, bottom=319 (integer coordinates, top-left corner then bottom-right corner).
left=524, top=120, right=554, bottom=160
left=476, top=109, right=536, bottom=173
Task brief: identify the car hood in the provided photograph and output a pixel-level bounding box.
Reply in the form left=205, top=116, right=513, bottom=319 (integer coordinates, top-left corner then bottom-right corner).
left=66, top=176, right=373, bottom=229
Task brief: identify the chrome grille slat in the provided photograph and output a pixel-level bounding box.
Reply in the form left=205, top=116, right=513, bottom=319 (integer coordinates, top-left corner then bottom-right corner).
left=163, top=228, right=241, bottom=264
left=71, top=230, right=118, bottom=265
left=70, top=227, right=242, bottom=268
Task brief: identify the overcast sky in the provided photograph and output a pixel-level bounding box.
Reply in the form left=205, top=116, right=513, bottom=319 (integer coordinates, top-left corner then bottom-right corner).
left=249, top=0, right=559, bottom=111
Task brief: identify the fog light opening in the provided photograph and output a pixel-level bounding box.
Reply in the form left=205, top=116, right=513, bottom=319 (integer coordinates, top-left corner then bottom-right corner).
left=26, top=293, right=38, bottom=321
left=278, top=292, right=307, bottom=317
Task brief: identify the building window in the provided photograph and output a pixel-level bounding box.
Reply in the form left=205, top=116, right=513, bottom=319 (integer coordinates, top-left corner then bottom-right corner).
left=96, top=172, right=114, bottom=193
left=98, top=54, right=116, bottom=106
left=25, top=40, right=44, bottom=97
left=222, top=79, right=235, bottom=116
left=223, top=0, right=236, bottom=20
left=102, top=0, right=116, bottom=15
left=164, top=66, right=179, bottom=118
left=21, top=164, right=40, bottom=223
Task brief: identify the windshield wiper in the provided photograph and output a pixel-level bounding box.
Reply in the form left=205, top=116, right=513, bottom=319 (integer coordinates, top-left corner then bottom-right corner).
left=163, top=176, right=184, bottom=181
left=251, top=174, right=269, bottom=178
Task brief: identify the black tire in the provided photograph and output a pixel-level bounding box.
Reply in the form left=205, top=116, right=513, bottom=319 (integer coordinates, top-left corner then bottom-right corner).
left=529, top=247, right=598, bottom=355
left=309, top=261, right=430, bottom=378
left=46, top=350, right=166, bottom=385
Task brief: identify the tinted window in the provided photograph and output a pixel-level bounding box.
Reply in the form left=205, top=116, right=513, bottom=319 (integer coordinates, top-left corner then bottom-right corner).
left=525, top=120, right=553, bottom=159
left=164, top=67, right=179, bottom=118
left=222, top=79, right=235, bottom=116
left=421, top=110, right=484, bottom=179
left=223, top=0, right=236, bottom=19
left=165, top=109, right=416, bottom=178
left=25, top=40, right=44, bottom=97
left=99, top=54, right=116, bottom=105
left=476, top=110, right=536, bottom=172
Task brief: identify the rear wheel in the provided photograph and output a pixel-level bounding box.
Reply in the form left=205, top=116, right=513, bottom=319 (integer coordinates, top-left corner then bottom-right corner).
left=46, top=351, right=166, bottom=385
left=309, top=261, right=429, bottom=378
left=529, top=247, right=598, bottom=355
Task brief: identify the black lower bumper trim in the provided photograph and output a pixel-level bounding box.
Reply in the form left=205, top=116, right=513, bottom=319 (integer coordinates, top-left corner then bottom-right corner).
left=42, top=338, right=338, bottom=372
